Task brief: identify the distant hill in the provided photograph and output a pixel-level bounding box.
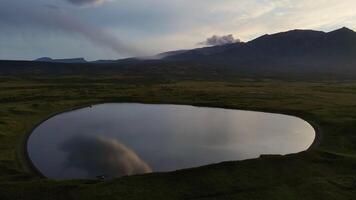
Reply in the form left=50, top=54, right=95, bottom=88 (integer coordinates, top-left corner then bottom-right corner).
left=2, top=27, right=356, bottom=80
left=154, top=50, right=190, bottom=59
left=162, top=27, right=356, bottom=66
left=158, top=42, right=244, bottom=59
left=35, top=57, right=87, bottom=63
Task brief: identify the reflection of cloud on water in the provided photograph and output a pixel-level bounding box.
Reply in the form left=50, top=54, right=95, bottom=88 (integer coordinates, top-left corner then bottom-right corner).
left=59, top=135, right=152, bottom=178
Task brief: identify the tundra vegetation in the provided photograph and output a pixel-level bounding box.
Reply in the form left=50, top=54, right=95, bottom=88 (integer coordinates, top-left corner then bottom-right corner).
left=1, top=71, right=356, bottom=199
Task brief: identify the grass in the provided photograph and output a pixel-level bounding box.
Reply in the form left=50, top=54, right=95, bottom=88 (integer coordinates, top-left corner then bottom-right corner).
left=1, top=76, right=356, bottom=199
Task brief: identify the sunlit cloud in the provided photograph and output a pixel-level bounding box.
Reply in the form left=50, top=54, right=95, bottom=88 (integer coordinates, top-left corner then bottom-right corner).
left=1, top=0, right=356, bottom=60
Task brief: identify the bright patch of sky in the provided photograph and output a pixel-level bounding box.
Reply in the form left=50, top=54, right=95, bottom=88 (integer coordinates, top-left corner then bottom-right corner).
left=1, top=0, right=355, bottom=60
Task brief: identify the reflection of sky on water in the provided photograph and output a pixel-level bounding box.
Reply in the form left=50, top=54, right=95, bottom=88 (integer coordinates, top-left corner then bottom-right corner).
left=59, top=135, right=151, bottom=178
left=27, top=103, right=315, bottom=180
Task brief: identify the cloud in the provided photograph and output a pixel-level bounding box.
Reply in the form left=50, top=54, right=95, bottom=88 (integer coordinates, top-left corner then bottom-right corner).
left=198, top=34, right=241, bottom=46
left=2, top=0, right=356, bottom=60
left=65, top=0, right=105, bottom=6
left=44, top=4, right=60, bottom=10
left=0, top=1, right=142, bottom=57
left=60, top=135, right=152, bottom=178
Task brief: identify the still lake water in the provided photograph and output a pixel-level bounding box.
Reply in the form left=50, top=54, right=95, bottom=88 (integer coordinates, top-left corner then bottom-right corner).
left=27, top=103, right=315, bottom=180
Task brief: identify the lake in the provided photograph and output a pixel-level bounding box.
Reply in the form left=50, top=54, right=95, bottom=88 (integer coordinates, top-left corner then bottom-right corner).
left=27, top=103, right=315, bottom=180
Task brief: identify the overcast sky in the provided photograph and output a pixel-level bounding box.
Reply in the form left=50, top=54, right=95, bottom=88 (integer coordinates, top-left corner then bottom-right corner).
left=1, top=0, right=356, bottom=60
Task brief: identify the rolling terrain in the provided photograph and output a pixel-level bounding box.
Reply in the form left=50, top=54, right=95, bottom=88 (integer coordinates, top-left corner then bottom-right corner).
left=2, top=28, right=356, bottom=80
left=1, top=28, right=356, bottom=199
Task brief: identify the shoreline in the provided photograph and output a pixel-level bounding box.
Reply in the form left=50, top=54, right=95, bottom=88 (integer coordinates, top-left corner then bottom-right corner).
left=22, top=103, right=95, bottom=178
left=22, top=101, right=322, bottom=179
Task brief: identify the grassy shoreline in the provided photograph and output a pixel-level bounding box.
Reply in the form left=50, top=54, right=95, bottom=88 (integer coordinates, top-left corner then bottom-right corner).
left=1, top=78, right=356, bottom=199
left=22, top=102, right=323, bottom=179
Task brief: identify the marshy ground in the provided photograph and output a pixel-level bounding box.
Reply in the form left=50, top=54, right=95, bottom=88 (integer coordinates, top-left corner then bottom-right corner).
left=1, top=76, right=356, bottom=199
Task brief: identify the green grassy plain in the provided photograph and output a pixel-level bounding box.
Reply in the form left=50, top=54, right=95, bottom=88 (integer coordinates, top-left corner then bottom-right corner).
left=1, top=76, right=356, bottom=199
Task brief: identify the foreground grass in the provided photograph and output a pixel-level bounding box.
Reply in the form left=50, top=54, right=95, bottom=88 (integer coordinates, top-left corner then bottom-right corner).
left=1, top=76, right=356, bottom=199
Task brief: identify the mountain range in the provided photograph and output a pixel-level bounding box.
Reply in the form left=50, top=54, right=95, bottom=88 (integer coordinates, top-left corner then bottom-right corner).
left=34, top=57, right=87, bottom=63
left=2, top=27, right=356, bottom=80
left=35, top=27, right=356, bottom=64
left=161, top=27, right=356, bottom=64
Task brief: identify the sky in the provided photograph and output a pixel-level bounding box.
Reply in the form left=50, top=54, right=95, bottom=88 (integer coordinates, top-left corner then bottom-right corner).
left=1, top=0, right=356, bottom=61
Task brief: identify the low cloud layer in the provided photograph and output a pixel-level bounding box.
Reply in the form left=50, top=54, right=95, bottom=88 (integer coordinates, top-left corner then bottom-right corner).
left=199, top=34, right=241, bottom=46
left=65, top=0, right=105, bottom=6
left=60, top=135, right=152, bottom=178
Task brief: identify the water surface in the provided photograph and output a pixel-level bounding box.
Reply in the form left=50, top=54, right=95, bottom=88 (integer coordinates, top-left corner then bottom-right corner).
left=27, top=103, right=315, bottom=180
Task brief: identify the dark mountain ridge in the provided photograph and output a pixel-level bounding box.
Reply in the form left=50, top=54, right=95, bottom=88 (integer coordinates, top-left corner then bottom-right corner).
left=35, top=57, right=87, bottom=63
left=163, top=27, right=356, bottom=64
left=2, top=27, right=356, bottom=80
